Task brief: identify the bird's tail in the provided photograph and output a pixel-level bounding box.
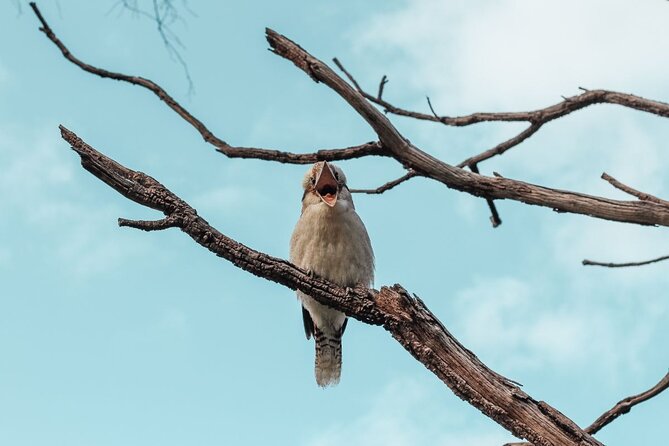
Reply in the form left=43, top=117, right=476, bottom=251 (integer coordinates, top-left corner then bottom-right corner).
left=314, top=327, right=342, bottom=387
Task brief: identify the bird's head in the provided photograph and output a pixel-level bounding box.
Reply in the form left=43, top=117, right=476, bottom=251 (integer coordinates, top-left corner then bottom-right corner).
left=301, top=161, right=352, bottom=210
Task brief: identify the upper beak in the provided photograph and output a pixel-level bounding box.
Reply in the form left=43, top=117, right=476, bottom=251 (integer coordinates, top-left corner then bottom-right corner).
left=314, top=162, right=338, bottom=207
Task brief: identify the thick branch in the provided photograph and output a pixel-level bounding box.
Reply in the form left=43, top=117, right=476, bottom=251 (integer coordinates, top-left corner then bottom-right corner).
left=266, top=29, right=669, bottom=228
left=60, top=126, right=602, bottom=446
left=29, top=3, right=387, bottom=165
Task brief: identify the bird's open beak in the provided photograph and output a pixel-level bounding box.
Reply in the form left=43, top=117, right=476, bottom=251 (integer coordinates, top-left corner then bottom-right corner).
left=314, top=162, right=338, bottom=207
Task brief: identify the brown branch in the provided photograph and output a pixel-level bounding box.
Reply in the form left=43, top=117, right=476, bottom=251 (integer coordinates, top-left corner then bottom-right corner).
left=333, top=60, right=669, bottom=166
left=586, top=370, right=669, bottom=434
left=32, top=3, right=669, bottom=224
left=349, top=170, right=418, bottom=194
left=457, top=123, right=543, bottom=168
left=601, top=172, right=669, bottom=206
left=335, top=60, right=669, bottom=126
left=60, top=126, right=603, bottom=446
left=468, top=163, right=502, bottom=227
left=118, top=216, right=180, bottom=231
left=582, top=254, right=669, bottom=268
left=29, top=3, right=387, bottom=165
left=267, top=29, right=669, bottom=228
left=505, top=371, right=669, bottom=445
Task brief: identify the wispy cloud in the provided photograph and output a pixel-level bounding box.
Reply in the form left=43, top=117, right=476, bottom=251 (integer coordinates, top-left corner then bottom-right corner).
left=355, top=0, right=669, bottom=112
left=451, top=272, right=667, bottom=378
left=305, top=378, right=512, bottom=446
left=0, top=124, right=150, bottom=279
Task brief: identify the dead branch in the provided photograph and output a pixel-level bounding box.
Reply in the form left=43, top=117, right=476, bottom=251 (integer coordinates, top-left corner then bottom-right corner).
left=585, top=370, right=669, bottom=434
left=266, top=28, right=669, bottom=227
left=60, top=126, right=604, bottom=446
left=333, top=60, right=669, bottom=167
left=468, top=163, right=502, bottom=227
left=601, top=172, right=669, bottom=206
left=348, top=170, right=418, bottom=194
left=32, top=4, right=669, bottom=229
left=29, top=2, right=387, bottom=165
left=582, top=254, right=669, bottom=268
left=505, top=371, right=669, bottom=445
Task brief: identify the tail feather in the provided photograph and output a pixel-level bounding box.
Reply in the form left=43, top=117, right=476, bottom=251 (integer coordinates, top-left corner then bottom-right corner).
left=314, top=327, right=342, bottom=387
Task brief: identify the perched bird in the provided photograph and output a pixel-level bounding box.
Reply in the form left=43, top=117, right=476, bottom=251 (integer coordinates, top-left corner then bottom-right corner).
left=290, top=161, right=374, bottom=387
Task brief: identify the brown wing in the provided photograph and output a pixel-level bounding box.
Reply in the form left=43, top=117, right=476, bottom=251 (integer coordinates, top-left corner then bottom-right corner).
left=302, top=305, right=314, bottom=340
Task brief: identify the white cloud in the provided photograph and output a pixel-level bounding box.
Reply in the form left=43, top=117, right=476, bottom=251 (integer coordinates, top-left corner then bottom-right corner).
left=0, top=124, right=150, bottom=278
left=451, top=274, right=666, bottom=376
left=356, top=0, right=669, bottom=112
left=305, top=378, right=512, bottom=446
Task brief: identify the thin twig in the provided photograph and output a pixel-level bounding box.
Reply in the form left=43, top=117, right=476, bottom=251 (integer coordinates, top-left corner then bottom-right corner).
left=601, top=172, right=669, bottom=206
left=457, top=123, right=543, bottom=168
left=468, top=163, right=502, bottom=227
left=377, top=75, right=388, bottom=100
left=586, top=371, right=669, bottom=434
left=582, top=254, right=669, bottom=268
left=349, top=170, right=418, bottom=194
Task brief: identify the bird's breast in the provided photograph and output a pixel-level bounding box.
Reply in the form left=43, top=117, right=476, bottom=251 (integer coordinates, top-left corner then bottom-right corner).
left=290, top=205, right=374, bottom=287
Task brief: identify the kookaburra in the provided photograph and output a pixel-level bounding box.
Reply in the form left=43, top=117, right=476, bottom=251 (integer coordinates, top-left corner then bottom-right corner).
left=290, top=161, right=374, bottom=387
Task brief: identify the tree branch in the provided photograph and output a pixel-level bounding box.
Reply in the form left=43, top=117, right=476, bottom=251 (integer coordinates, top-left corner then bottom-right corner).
left=33, top=4, right=669, bottom=226
left=266, top=29, right=669, bottom=228
left=59, top=126, right=603, bottom=446
left=348, top=170, right=418, bottom=194
left=29, top=3, right=388, bottom=165
left=586, top=370, right=669, bottom=434
left=468, top=163, right=502, bottom=227
left=601, top=172, right=669, bottom=206
left=505, top=371, right=669, bottom=445
left=582, top=254, right=669, bottom=268
left=333, top=60, right=669, bottom=166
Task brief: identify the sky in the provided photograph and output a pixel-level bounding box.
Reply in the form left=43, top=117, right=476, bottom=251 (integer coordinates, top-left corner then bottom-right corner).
left=1, top=1, right=668, bottom=445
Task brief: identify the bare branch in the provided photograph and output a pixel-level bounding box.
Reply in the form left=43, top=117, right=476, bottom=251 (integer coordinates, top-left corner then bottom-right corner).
left=33, top=4, right=669, bottom=223
left=457, top=123, right=543, bottom=168
left=586, top=371, right=669, bottom=434
left=337, top=59, right=669, bottom=126
left=118, top=216, right=181, bottom=231
left=29, top=3, right=388, bottom=165
left=349, top=170, right=418, bottom=195
left=505, top=371, right=669, bottom=445
left=377, top=75, right=388, bottom=100
left=601, top=172, right=669, bottom=206
left=60, top=126, right=603, bottom=446
left=469, top=163, right=502, bottom=227
left=266, top=28, right=669, bottom=228
left=582, top=254, right=669, bottom=268
left=333, top=59, right=669, bottom=166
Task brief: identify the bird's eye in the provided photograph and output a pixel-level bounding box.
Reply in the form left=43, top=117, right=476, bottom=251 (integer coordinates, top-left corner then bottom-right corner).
left=334, top=171, right=339, bottom=180
left=310, top=176, right=315, bottom=184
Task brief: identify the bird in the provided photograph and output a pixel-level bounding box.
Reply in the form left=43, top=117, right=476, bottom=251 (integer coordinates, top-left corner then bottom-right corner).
left=290, top=161, right=374, bottom=387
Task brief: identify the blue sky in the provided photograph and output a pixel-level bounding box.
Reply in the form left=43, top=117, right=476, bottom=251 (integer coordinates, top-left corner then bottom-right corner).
left=1, top=1, right=668, bottom=445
